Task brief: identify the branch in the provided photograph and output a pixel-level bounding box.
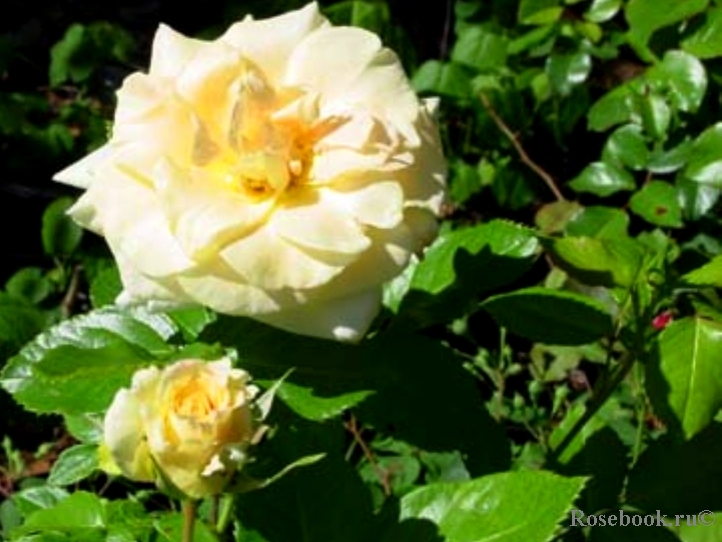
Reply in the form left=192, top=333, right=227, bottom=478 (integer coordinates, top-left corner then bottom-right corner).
left=479, top=92, right=564, bottom=202
left=344, top=415, right=391, bottom=496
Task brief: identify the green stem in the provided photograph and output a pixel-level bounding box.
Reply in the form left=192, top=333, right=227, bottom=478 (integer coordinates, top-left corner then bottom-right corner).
left=550, top=353, right=636, bottom=462
left=182, top=500, right=197, bottom=542
left=216, top=495, right=234, bottom=535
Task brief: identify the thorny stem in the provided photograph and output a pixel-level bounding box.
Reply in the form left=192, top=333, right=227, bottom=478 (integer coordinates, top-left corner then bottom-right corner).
left=344, top=415, right=391, bottom=496
left=479, top=92, right=565, bottom=202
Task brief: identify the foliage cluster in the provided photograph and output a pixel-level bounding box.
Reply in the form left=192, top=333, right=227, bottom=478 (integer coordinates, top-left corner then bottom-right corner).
left=2, top=0, right=722, bottom=540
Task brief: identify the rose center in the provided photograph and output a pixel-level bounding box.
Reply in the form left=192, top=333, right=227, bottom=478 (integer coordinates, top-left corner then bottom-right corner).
left=174, top=383, right=218, bottom=418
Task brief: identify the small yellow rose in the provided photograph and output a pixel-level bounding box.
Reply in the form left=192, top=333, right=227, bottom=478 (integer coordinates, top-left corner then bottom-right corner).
left=103, top=358, right=258, bottom=498
left=54, top=2, right=446, bottom=341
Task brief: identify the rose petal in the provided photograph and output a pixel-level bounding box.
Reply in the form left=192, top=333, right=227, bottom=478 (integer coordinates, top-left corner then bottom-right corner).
left=104, top=388, right=155, bottom=482
left=149, top=24, right=207, bottom=79
left=327, top=181, right=404, bottom=229
left=68, top=172, right=195, bottom=277
left=272, top=190, right=371, bottom=254
left=175, top=40, right=248, bottom=142
left=176, top=271, right=282, bottom=314
left=112, top=74, right=195, bottom=170
left=256, top=288, right=382, bottom=342
left=284, top=26, right=419, bottom=139
left=53, top=144, right=115, bottom=189
left=113, top=248, right=194, bottom=306
left=220, top=3, right=328, bottom=83
left=220, top=225, right=349, bottom=290
left=154, top=160, right=274, bottom=260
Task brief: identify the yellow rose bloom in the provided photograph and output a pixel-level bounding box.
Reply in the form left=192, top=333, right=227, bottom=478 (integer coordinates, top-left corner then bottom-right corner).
left=103, top=358, right=258, bottom=499
left=55, top=2, right=447, bottom=341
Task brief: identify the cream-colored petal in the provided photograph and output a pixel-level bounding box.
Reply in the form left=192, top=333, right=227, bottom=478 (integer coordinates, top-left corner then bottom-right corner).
left=53, top=144, right=115, bottom=189
left=112, top=75, right=195, bottom=169
left=153, top=160, right=273, bottom=261
left=220, top=2, right=329, bottom=83
left=175, top=40, right=246, bottom=140
left=68, top=170, right=195, bottom=277
left=220, top=226, right=348, bottom=290
left=103, top=389, right=155, bottom=482
left=272, top=191, right=371, bottom=255
left=176, top=271, right=282, bottom=315
left=328, top=181, right=404, bottom=229
left=112, top=248, right=193, bottom=307
left=311, top=147, right=394, bottom=185
left=256, top=288, right=382, bottom=342
left=149, top=24, right=207, bottom=79
left=395, top=105, right=447, bottom=213
left=305, top=217, right=417, bottom=299
left=284, top=26, right=418, bottom=138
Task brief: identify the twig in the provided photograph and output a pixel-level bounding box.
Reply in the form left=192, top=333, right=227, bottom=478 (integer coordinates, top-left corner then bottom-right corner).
left=440, top=0, right=453, bottom=59
left=479, top=92, right=564, bottom=202
left=61, top=265, right=82, bottom=318
left=343, top=415, right=391, bottom=496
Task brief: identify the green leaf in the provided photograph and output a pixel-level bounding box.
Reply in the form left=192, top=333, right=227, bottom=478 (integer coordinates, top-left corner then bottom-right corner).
left=0, top=294, right=47, bottom=360
left=625, top=0, right=708, bottom=48
left=508, top=25, right=557, bottom=55
left=273, top=380, right=373, bottom=421
left=587, top=86, right=638, bottom=132
left=549, top=401, right=629, bottom=511
left=535, top=200, right=584, bottom=234
left=684, top=123, right=722, bottom=187
left=153, top=512, right=218, bottom=542
left=7, top=342, right=154, bottom=415
left=412, top=61, right=471, bottom=99
left=5, top=268, right=52, bottom=305
left=566, top=206, right=630, bottom=239
left=63, top=414, right=103, bottom=444
left=165, top=307, right=215, bottom=342
left=452, top=26, right=508, bottom=72
left=448, top=159, right=482, bottom=205
left=602, top=124, right=649, bottom=171
left=397, top=220, right=539, bottom=327
left=203, top=318, right=510, bottom=474
left=683, top=255, right=722, bottom=287
left=49, top=24, right=86, bottom=86
left=235, top=456, right=377, bottom=542
left=548, top=235, right=644, bottom=287
left=0, top=306, right=176, bottom=415
left=15, top=491, right=104, bottom=536
left=569, top=162, right=636, bottom=197
left=519, top=0, right=564, bottom=25
left=482, top=287, right=614, bottom=345
left=323, top=0, right=390, bottom=34
left=47, top=444, right=98, bottom=486
left=637, top=92, right=672, bottom=140
left=629, top=180, right=683, bottom=228
left=585, top=0, right=622, bottom=23
left=88, top=266, right=121, bottom=309
left=41, top=197, right=82, bottom=257
left=682, top=7, right=722, bottom=58
left=546, top=52, right=592, bottom=95
left=647, top=318, right=722, bottom=439
left=650, top=50, right=707, bottom=113
left=11, top=487, right=69, bottom=517
left=677, top=178, right=720, bottom=220
left=648, top=139, right=692, bottom=174
left=386, top=471, right=585, bottom=542
left=627, top=423, right=722, bottom=514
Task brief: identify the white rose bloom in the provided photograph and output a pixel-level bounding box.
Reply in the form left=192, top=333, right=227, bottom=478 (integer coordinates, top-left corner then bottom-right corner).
left=55, top=2, right=447, bottom=342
